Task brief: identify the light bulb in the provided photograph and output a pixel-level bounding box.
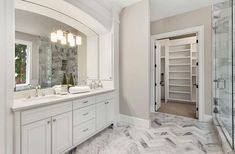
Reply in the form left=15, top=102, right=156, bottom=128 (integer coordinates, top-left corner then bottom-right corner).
left=51, top=32, right=57, bottom=42
left=56, top=29, right=63, bottom=40
left=67, top=33, right=74, bottom=42
left=61, top=36, right=67, bottom=45
left=69, top=38, right=75, bottom=47
left=76, top=35, right=82, bottom=45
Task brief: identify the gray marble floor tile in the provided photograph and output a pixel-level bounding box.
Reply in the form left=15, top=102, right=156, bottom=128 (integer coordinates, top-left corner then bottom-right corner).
left=69, top=112, right=224, bottom=154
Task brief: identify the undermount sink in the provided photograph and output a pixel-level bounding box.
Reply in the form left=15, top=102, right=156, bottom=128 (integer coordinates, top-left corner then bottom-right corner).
left=24, top=95, right=62, bottom=103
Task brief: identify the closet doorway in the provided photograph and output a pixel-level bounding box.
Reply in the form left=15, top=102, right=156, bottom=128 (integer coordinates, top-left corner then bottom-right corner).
left=151, top=26, right=205, bottom=121
left=155, top=35, right=198, bottom=119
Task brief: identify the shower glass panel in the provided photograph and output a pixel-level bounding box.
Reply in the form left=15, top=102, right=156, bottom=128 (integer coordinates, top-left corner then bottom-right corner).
left=213, top=0, right=234, bottom=148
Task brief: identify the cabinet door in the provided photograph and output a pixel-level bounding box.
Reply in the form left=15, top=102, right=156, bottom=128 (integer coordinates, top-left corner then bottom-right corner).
left=96, top=102, right=106, bottom=130
left=106, top=99, right=114, bottom=124
left=52, top=112, right=72, bottom=154
left=87, top=36, right=99, bottom=79
left=99, top=32, right=113, bottom=80
left=22, top=118, right=51, bottom=154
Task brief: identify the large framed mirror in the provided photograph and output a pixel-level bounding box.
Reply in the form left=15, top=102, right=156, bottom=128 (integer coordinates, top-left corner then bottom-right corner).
left=14, top=1, right=100, bottom=91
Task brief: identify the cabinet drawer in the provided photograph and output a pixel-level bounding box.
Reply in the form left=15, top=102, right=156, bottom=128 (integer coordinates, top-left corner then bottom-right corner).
left=73, top=105, right=95, bottom=126
left=21, top=102, right=72, bottom=125
left=95, top=92, right=115, bottom=103
left=73, top=119, right=95, bottom=144
left=73, top=96, right=95, bottom=110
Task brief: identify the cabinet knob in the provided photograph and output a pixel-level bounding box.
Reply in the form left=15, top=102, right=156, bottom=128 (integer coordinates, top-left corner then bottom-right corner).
left=83, top=101, right=88, bottom=104
left=47, top=121, right=51, bottom=124
left=83, top=128, right=89, bottom=132
left=53, top=119, right=56, bottom=122
left=83, top=113, right=88, bottom=116
left=105, top=102, right=109, bottom=104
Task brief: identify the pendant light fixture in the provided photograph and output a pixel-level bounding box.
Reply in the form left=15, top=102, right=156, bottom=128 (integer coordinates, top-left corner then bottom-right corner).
left=50, top=27, right=82, bottom=46
left=61, top=36, right=67, bottom=45
left=56, top=29, right=63, bottom=40
left=76, top=35, right=82, bottom=45
left=69, top=39, right=75, bottom=47
left=50, top=32, right=57, bottom=43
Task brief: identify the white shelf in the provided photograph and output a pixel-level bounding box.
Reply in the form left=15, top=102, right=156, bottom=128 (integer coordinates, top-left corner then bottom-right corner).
left=169, top=49, right=190, bottom=53
left=169, top=56, right=190, bottom=60
left=169, top=91, right=191, bottom=94
left=169, top=71, right=190, bottom=73
left=169, top=64, right=190, bottom=66
left=164, top=37, right=197, bottom=103
left=168, top=98, right=192, bottom=102
left=169, top=84, right=190, bottom=87
left=169, top=78, right=190, bottom=80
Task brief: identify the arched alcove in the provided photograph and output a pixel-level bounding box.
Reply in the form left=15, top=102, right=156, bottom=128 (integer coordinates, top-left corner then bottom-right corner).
left=15, top=0, right=109, bottom=36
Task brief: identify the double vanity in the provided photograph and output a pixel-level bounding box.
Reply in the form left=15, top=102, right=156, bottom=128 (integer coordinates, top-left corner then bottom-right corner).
left=13, top=89, right=115, bottom=154
left=13, top=0, right=117, bottom=153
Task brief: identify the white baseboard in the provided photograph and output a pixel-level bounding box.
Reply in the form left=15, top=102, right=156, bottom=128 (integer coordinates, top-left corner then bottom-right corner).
left=203, top=114, right=212, bottom=122
left=119, top=114, right=150, bottom=128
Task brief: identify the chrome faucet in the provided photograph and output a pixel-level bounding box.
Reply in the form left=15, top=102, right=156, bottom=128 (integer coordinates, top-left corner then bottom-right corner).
left=35, top=85, right=41, bottom=97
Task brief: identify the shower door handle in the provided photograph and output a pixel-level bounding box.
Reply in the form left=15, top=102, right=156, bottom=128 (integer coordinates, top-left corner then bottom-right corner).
left=214, top=78, right=226, bottom=89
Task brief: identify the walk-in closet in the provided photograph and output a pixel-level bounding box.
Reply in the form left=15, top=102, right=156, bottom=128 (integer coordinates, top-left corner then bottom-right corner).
left=155, top=36, right=198, bottom=119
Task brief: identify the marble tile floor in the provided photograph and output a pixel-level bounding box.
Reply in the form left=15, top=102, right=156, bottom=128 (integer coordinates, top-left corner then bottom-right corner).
left=68, top=112, right=224, bottom=154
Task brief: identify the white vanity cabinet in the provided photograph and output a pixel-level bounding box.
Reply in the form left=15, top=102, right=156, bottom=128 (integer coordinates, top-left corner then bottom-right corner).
left=96, top=93, right=115, bottom=130
left=19, top=102, right=73, bottom=154
left=14, top=91, right=115, bottom=154
left=22, top=118, right=51, bottom=154
left=73, top=96, right=96, bottom=145
left=52, top=112, right=72, bottom=154
left=96, top=99, right=114, bottom=130
left=22, top=112, right=73, bottom=154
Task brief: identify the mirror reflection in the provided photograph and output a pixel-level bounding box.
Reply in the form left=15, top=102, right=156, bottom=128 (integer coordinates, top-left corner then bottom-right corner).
left=15, top=9, right=90, bottom=91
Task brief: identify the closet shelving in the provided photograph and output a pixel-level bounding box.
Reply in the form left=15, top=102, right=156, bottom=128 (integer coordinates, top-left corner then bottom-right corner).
left=166, top=37, right=197, bottom=103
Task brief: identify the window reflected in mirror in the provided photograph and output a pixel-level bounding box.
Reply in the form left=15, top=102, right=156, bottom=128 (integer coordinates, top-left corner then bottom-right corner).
left=15, top=40, right=31, bottom=90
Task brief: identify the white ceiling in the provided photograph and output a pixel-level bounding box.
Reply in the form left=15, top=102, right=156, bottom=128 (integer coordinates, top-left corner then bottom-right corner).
left=112, top=0, right=142, bottom=7
left=110, top=0, right=218, bottom=21
left=150, top=0, right=214, bottom=21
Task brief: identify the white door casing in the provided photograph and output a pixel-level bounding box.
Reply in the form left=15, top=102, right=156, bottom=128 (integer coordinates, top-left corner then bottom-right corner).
left=151, top=26, right=205, bottom=121
left=155, top=41, right=161, bottom=111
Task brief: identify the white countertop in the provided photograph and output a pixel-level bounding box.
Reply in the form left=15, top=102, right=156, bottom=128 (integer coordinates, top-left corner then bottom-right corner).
left=12, top=88, right=115, bottom=112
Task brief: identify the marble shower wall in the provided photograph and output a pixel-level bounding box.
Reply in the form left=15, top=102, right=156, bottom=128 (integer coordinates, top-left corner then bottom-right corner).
left=39, top=38, right=78, bottom=88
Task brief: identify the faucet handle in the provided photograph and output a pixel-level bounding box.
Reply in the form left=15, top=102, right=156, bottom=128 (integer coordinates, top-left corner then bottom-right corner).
left=97, top=80, right=103, bottom=88
left=27, top=84, right=32, bottom=89
left=36, top=85, right=41, bottom=89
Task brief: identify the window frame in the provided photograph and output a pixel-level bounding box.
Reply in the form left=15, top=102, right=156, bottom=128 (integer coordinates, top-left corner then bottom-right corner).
left=15, top=39, right=32, bottom=90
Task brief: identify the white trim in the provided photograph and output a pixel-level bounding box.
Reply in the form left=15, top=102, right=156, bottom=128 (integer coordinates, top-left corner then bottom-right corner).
left=151, top=26, right=206, bottom=122
left=119, top=114, right=150, bottom=129
left=15, top=39, right=32, bottom=90
left=15, top=0, right=107, bottom=36
left=0, top=0, right=14, bottom=153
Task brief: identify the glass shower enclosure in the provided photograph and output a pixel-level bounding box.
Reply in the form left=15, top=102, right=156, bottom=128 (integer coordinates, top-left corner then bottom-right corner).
left=213, top=0, right=234, bottom=148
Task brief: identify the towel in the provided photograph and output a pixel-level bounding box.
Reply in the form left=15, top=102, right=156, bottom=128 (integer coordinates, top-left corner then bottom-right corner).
left=69, top=86, right=91, bottom=94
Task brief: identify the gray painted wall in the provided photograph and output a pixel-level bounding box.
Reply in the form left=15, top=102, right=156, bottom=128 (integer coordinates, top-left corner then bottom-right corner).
left=151, top=6, right=213, bottom=115
left=120, top=0, right=150, bottom=120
